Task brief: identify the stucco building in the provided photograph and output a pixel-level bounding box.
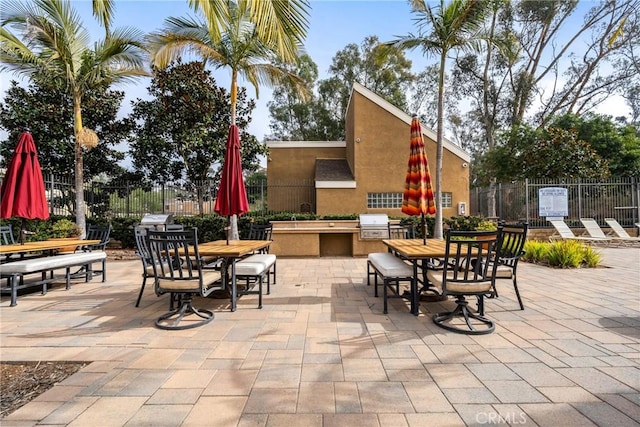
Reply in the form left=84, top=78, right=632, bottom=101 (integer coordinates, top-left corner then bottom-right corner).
left=266, top=82, right=471, bottom=218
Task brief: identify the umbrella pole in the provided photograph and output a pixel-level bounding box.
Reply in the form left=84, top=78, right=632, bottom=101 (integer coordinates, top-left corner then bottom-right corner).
left=422, top=213, right=426, bottom=245
left=20, top=218, right=26, bottom=245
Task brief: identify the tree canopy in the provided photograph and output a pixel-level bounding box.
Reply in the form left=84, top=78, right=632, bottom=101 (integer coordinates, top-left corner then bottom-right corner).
left=0, top=77, right=130, bottom=179
left=129, top=60, right=266, bottom=185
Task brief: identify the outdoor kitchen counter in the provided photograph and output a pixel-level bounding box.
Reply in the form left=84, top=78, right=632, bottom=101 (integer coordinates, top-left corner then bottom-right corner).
left=270, top=220, right=398, bottom=257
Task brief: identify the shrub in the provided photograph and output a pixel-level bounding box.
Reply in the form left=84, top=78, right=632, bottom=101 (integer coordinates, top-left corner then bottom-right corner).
left=50, top=219, right=81, bottom=238
left=582, top=245, right=602, bottom=268
left=475, top=219, right=497, bottom=231
left=523, top=240, right=548, bottom=263
left=444, top=215, right=490, bottom=231
left=523, top=239, right=602, bottom=268
left=547, top=240, right=584, bottom=268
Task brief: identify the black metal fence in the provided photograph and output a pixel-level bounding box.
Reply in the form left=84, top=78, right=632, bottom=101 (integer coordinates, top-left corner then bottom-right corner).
left=470, top=177, right=640, bottom=228
left=37, top=175, right=314, bottom=218
left=4, top=173, right=638, bottom=228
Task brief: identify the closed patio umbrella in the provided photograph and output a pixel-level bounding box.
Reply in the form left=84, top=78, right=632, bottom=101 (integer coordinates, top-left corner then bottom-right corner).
left=214, top=125, right=249, bottom=243
left=0, top=130, right=50, bottom=244
left=402, top=115, right=436, bottom=244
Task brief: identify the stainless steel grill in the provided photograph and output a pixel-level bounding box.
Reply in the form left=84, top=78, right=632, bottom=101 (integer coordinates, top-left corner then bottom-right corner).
left=140, top=213, right=174, bottom=230
left=358, top=214, right=389, bottom=239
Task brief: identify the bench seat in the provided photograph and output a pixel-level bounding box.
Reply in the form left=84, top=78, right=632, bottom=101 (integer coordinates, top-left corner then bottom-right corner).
left=367, top=252, right=414, bottom=314
left=1, top=252, right=107, bottom=307
left=234, top=254, right=277, bottom=309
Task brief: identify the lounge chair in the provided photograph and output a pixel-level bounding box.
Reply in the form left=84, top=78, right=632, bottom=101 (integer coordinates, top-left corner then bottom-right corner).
left=548, top=219, right=610, bottom=245
left=579, top=218, right=616, bottom=246
left=603, top=218, right=640, bottom=247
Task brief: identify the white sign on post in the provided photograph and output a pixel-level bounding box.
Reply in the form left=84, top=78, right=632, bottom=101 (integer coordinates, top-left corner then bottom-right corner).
left=539, top=187, right=568, bottom=218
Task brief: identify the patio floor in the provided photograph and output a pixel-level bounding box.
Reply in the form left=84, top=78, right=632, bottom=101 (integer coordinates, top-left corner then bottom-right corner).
left=1, top=248, right=639, bottom=426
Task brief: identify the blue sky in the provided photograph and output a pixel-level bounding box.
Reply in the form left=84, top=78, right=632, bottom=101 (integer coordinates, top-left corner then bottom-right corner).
left=0, top=0, right=631, bottom=153
left=65, top=0, right=431, bottom=142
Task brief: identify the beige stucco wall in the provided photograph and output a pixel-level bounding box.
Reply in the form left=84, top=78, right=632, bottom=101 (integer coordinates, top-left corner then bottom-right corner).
left=267, top=144, right=345, bottom=212
left=267, top=84, right=470, bottom=218
left=318, top=90, right=470, bottom=217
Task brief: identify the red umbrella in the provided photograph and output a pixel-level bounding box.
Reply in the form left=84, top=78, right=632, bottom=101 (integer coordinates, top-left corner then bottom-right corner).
left=0, top=131, right=50, bottom=244
left=214, top=125, right=249, bottom=243
left=402, top=115, right=436, bottom=244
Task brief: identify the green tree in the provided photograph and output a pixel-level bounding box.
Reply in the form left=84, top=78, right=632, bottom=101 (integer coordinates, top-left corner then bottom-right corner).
left=319, top=35, right=414, bottom=135
left=0, top=0, right=147, bottom=235
left=549, top=113, right=640, bottom=177
left=480, top=124, right=610, bottom=183
left=267, top=36, right=414, bottom=141
left=388, top=0, right=488, bottom=239
left=129, top=61, right=266, bottom=215
left=266, top=54, right=321, bottom=140
left=148, top=0, right=309, bottom=239
left=188, top=0, right=309, bottom=64
left=0, top=78, right=130, bottom=177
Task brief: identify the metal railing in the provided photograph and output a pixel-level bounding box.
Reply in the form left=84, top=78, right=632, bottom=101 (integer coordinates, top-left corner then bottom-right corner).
left=35, top=175, right=315, bottom=218
left=4, top=172, right=638, bottom=228
left=470, top=177, right=640, bottom=228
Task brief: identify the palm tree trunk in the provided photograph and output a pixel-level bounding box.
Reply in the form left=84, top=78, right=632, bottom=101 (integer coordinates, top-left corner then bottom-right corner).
left=433, top=52, right=446, bottom=239
left=73, top=93, right=86, bottom=239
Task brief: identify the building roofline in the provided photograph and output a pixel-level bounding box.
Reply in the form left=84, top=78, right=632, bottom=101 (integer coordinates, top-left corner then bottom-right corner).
left=350, top=82, right=471, bottom=162
left=266, top=141, right=345, bottom=149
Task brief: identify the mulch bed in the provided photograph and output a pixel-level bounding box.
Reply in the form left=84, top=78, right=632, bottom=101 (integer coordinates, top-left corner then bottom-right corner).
left=0, top=361, right=88, bottom=417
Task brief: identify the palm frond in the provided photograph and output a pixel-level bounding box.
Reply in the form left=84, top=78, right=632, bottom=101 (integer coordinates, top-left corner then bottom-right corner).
left=244, top=0, right=310, bottom=63
left=0, top=27, right=44, bottom=75
left=187, top=0, right=229, bottom=42
left=92, top=0, right=114, bottom=34
left=147, top=16, right=213, bottom=67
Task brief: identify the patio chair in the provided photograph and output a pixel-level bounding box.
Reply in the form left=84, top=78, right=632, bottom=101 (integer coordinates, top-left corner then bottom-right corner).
left=134, top=226, right=155, bottom=307
left=548, top=219, right=610, bottom=245
left=604, top=218, right=640, bottom=246
left=428, top=230, right=500, bottom=335
left=146, top=228, right=222, bottom=330
left=579, top=218, right=617, bottom=246
left=71, top=224, right=112, bottom=279
left=235, top=222, right=276, bottom=301
left=1, top=224, right=15, bottom=245
left=489, top=222, right=528, bottom=311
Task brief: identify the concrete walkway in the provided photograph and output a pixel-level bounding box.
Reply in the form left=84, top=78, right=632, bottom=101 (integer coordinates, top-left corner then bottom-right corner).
left=1, top=248, right=639, bottom=426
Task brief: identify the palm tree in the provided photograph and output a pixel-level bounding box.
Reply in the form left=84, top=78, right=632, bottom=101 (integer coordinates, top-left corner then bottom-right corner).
left=389, top=0, right=487, bottom=239
left=148, top=0, right=310, bottom=240
left=188, top=0, right=309, bottom=64
left=0, top=0, right=148, bottom=236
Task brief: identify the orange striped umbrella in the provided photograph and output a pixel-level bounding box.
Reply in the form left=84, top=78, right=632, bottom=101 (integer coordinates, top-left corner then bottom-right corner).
left=402, top=115, right=436, bottom=243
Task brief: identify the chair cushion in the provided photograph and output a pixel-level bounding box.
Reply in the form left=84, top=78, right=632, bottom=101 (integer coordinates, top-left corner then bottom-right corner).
left=368, top=252, right=413, bottom=277
left=236, top=262, right=268, bottom=276
left=157, top=270, right=221, bottom=291
left=1, top=252, right=106, bottom=274
left=241, top=254, right=276, bottom=268
left=495, top=265, right=513, bottom=278
left=426, top=269, right=492, bottom=294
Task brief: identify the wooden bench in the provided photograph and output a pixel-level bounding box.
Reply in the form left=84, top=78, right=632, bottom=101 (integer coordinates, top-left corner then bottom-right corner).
left=1, top=252, right=107, bottom=307
left=234, top=254, right=277, bottom=309
left=367, top=252, right=414, bottom=314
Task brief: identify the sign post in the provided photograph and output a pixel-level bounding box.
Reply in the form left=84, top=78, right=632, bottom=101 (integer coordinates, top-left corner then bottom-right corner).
left=539, top=187, right=568, bottom=220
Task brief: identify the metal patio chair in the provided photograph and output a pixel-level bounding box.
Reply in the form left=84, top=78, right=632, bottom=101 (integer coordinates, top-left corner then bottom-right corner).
left=490, top=222, right=528, bottom=311
left=428, top=229, right=500, bottom=335
left=146, top=228, right=223, bottom=330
